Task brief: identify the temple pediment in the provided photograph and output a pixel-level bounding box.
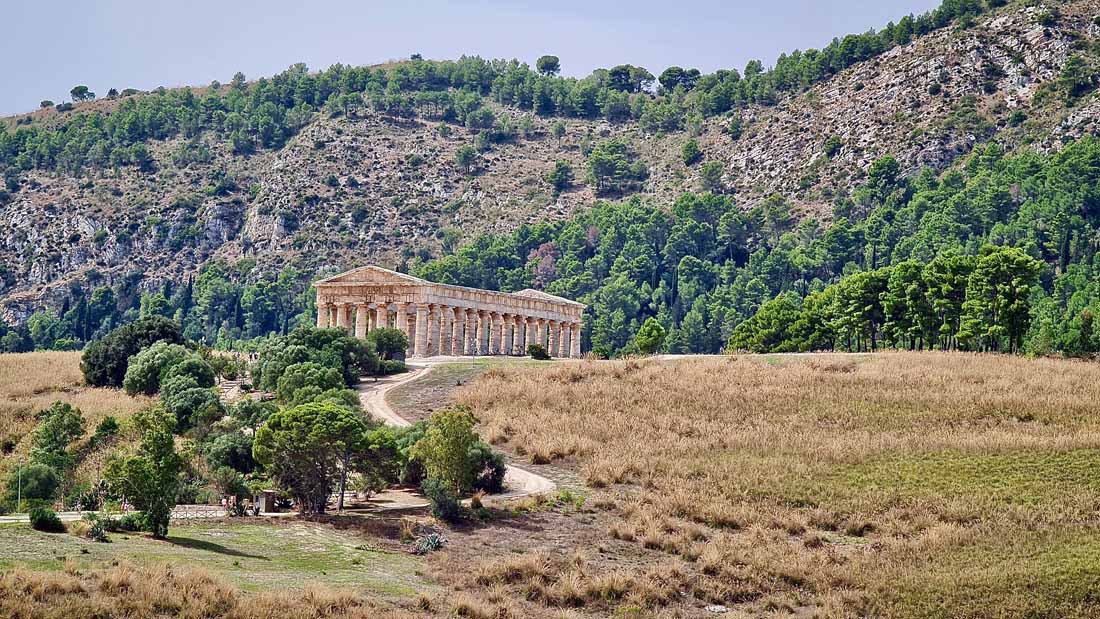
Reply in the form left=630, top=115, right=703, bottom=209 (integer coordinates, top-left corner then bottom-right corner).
left=315, top=266, right=426, bottom=286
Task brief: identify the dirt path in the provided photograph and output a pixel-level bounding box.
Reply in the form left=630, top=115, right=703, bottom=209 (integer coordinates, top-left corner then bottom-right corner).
left=356, top=362, right=556, bottom=502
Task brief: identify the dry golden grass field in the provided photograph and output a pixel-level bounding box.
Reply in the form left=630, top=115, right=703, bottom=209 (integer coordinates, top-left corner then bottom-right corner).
left=5, top=351, right=1100, bottom=619
left=0, top=352, right=150, bottom=479
left=451, top=352, right=1100, bottom=618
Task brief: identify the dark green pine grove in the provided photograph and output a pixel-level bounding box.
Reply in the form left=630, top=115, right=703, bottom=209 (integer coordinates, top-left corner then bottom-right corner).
left=412, top=138, right=1100, bottom=358
left=0, top=0, right=991, bottom=178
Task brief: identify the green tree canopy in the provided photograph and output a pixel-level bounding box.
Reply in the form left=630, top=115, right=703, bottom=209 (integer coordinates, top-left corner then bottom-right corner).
left=252, top=401, right=371, bottom=514
left=29, top=401, right=85, bottom=472
left=82, top=316, right=184, bottom=388
left=105, top=409, right=182, bottom=538
left=634, top=317, right=667, bottom=355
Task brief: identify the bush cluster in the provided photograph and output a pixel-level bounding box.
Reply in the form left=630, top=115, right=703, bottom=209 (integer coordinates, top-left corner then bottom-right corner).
left=29, top=507, right=65, bottom=533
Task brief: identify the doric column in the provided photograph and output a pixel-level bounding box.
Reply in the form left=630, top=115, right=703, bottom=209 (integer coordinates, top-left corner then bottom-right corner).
left=395, top=303, right=409, bottom=337
left=488, top=313, right=501, bottom=355
left=464, top=309, right=478, bottom=355
left=414, top=304, right=429, bottom=357
left=449, top=307, right=462, bottom=355
left=316, top=302, right=329, bottom=328
left=406, top=312, right=416, bottom=358
left=439, top=306, right=452, bottom=356
left=427, top=305, right=441, bottom=356
left=557, top=322, right=568, bottom=357
left=512, top=316, right=524, bottom=355
left=525, top=317, right=538, bottom=352
left=355, top=304, right=368, bottom=339
left=372, top=304, right=385, bottom=330
left=335, top=303, right=349, bottom=331
left=561, top=323, right=572, bottom=358
left=497, top=314, right=510, bottom=355
left=475, top=311, right=489, bottom=355
left=536, top=318, right=547, bottom=348
left=571, top=322, right=582, bottom=358
left=547, top=320, right=559, bottom=357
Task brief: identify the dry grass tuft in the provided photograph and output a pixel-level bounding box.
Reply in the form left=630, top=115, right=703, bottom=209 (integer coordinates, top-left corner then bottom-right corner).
left=0, top=561, right=419, bottom=618
left=456, top=352, right=1100, bottom=617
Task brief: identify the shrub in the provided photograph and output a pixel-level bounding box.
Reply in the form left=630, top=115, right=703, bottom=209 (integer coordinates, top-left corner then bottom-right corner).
left=275, top=361, right=344, bottom=404
left=700, top=160, right=724, bottom=193
left=410, top=408, right=480, bottom=494
left=379, top=359, right=407, bottom=375
left=254, top=326, right=377, bottom=390
left=81, top=513, right=109, bottom=542
left=547, top=160, right=574, bottom=192
left=89, top=416, right=120, bottom=448
left=163, top=357, right=216, bottom=389
left=725, top=115, right=743, bottom=139
left=634, top=318, right=667, bottom=355
left=164, top=386, right=224, bottom=431
left=586, top=139, right=648, bottom=196
left=422, top=477, right=462, bottom=522
left=366, top=327, right=408, bottom=362
left=161, top=374, right=199, bottom=400
left=413, top=532, right=448, bottom=554
left=7, top=463, right=61, bottom=503
left=469, top=442, right=506, bottom=494
left=527, top=344, right=551, bottom=360
left=82, top=316, right=184, bottom=387
left=29, top=507, right=65, bottom=533
left=681, top=139, right=702, bottom=165
left=203, top=429, right=256, bottom=473
left=123, top=341, right=192, bottom=395
left=109, top=511, right=151, bottom=533
left=230, top=399, right=276, bottom=430
left=29, top=401, right=85, bottom=471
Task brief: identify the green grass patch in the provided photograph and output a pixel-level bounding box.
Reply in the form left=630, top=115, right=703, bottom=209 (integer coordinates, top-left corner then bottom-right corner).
left=0, top=521, right=426, bottom=595
left=831, top=448, right=1100, bottom=506
left=879, top=527, right=1100, bottom=619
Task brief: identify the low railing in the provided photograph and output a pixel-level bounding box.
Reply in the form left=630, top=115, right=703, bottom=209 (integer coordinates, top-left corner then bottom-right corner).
left=169, top=504, right=228, bottom=520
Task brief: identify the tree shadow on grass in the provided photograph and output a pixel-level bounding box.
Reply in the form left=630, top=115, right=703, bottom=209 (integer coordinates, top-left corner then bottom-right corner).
left=164, top=536, right=270, bottom=560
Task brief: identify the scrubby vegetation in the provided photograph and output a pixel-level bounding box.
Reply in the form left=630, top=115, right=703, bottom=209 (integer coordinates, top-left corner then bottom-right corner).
left=3, top=316, right=503, bottom=536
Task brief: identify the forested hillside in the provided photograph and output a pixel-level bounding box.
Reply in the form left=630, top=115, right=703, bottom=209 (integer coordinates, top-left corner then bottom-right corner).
left=1, top=0, right=1099, bottom=356
left=416, top=139, right=1100, bottom=356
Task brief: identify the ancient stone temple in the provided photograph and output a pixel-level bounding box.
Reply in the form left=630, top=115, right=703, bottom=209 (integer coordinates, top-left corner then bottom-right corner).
left=314, top=266, right=586, bottom=358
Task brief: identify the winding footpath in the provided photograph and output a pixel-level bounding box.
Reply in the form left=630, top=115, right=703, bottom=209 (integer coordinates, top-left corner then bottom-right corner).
left=357, top=362, right=556, bottom=502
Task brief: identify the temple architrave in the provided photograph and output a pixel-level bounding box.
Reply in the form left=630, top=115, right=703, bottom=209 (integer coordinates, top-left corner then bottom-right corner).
left=314, top=266, right=586, bottom=358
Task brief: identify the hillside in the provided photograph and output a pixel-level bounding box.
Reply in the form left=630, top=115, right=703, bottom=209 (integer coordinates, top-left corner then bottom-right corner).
left=0, top=0, right=1098, bottom=343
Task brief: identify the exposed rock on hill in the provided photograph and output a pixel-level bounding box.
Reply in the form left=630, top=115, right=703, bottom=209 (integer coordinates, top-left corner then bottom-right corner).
left=1, top=1, right=1098, bottom=318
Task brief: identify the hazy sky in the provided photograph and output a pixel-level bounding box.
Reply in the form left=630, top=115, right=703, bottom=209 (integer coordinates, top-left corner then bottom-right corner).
left=2, top=0, right=940, bottom=116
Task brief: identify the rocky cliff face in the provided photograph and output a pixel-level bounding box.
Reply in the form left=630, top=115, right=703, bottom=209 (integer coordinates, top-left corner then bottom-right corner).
left=1, top=1, right=1097, bottom=319
left=709, top=2, right=1099, bottom=212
